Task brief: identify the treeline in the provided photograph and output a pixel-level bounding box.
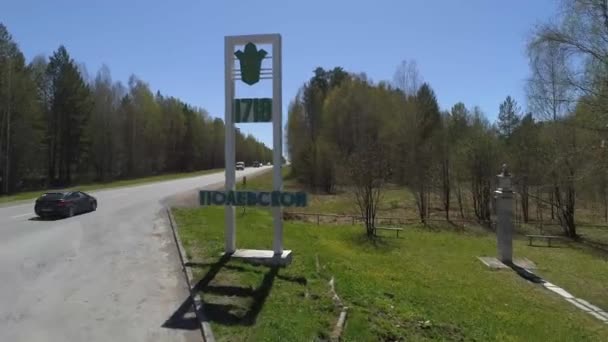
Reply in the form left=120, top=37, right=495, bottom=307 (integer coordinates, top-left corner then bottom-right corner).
left=0, top=23, right=272, bottom=194
left=287, top=67, right=507, bottom=236
left=288, top=22, right=608, bottom=239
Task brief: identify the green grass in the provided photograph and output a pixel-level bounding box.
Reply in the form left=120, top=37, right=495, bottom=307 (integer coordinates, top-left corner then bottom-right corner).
left=176, top=207, right=335, bottom=341
left=519, top=239, right=608, bottom=310
left=174, top=206, right=608, bottom=341
left=515, top=223, right=608, bottom=309
left=246, top=168, right=608, bottom=315
left=239, top=168, right=478, bottom=219
left=0, top=168, right=222, bottom=204
left=238, top=168, right=365, bottom=215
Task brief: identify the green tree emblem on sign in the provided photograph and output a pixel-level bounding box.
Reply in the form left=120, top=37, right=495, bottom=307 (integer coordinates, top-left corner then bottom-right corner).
left=234, top=42, right=267, bottom=85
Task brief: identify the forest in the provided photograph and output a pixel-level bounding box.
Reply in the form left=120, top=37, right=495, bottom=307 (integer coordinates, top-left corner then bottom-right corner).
left=0, top=23, right=272, bottom=194
left=287, top=0, right=608, bottom=238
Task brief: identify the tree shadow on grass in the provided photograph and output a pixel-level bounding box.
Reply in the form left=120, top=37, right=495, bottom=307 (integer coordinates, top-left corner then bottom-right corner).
left=163, top=254, right=306, bottom=330
left=532, top=226, right=608, bottom=258
left=348, top=232, right=400, bottom=253
left=444, top=219, right=468, bottom=232
left=571, top=237, right=608, bottom=259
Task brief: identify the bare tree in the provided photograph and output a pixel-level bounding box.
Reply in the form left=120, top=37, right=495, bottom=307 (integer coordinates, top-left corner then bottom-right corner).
left=466, top=107, right=497, bottom=224
left=530, top=0, right=608, bottom=109
left=323, top=79, right=395, bottom=237
left=528, top=6, right=588, bottom=237
left=393, top=59, right=422, bottom=97
left=346, top=141, right=391, bottom=237
left=438, top=112, right=451, bottom=220
left=510, top=113, right=541, bottom=223
left=526, top=41, right=574, bottom=121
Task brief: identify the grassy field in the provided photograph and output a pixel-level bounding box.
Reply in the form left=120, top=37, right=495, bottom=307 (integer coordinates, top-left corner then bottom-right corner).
left=173, top=206, right=608, bottom=341
left=0, top=168, right=222, bottom=204
left=249, top=168, right=608, bottom=246
left=237, top=168, right=361, bottom=215
left=247, top=168, right=608, bottom=232
left=238, top=167, right=608, bottom=326
left=240, top=168, right=484, bottom=221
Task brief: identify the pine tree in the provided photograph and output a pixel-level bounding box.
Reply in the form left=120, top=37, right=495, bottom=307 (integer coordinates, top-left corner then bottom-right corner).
left=497, top=96, right=521, bottom=139
left=46, top=46, right=92, bottom=184
left=410, top=83, right=442, bottom=222
left=0, top=24, right=44, bottom=193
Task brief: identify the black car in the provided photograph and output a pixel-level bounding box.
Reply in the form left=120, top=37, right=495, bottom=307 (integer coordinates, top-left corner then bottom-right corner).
left=35, top=191, right=97, bottom=218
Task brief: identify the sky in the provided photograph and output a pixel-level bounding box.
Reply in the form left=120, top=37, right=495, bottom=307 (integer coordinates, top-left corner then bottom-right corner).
left=3, top=0, right=559, bottom=150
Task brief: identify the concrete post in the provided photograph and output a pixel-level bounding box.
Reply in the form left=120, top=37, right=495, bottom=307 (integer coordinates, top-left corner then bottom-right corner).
left=271, top=35, right=284, bottom=256
left=224, top=37, right=236, bottom=254
left=495, top=164, right=513, bottom=263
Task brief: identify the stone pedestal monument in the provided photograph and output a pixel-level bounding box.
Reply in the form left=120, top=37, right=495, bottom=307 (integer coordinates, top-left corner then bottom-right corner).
left=495, top=164, right=513, bottom=264
left=478, top=164, right=536, bottom=270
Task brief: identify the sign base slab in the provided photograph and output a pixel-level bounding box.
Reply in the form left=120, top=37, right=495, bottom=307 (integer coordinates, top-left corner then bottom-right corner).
left=477, top=256, right=536, bottom=270
left=223, top=249, right=292, bottom=266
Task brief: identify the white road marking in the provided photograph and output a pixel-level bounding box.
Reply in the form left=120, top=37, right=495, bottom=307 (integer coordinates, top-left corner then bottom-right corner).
left=11, top=212, right=33, bottom=219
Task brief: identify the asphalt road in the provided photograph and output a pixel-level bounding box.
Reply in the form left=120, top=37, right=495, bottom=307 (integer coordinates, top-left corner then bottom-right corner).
left=0, top=166, right=272, bottom=342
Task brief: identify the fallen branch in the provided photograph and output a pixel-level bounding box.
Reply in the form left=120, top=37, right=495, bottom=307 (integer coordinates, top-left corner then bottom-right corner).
left=315, top=254, right=349, bottom=341
left=331, top=308, right=348, bottom=341
left=328, top=277, right=343, bottom=306
left=328, top=276, right=348, bottom=341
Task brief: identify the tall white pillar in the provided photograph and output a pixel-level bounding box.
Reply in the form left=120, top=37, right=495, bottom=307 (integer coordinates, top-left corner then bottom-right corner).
left=224, top=34, right=283, bottom=256
left=224, top=37, right=236, bottom=254
left=271, top=35, right=284, bottom=255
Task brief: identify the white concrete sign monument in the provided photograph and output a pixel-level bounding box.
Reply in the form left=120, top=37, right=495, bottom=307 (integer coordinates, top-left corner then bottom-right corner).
left=224, top=34, right=289, bottom=262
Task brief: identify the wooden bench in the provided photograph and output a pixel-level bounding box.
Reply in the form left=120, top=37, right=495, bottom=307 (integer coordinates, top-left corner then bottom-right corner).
left=373, top=226, right=403, bottom=237
left=526, top=234, right=566, bottom=247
